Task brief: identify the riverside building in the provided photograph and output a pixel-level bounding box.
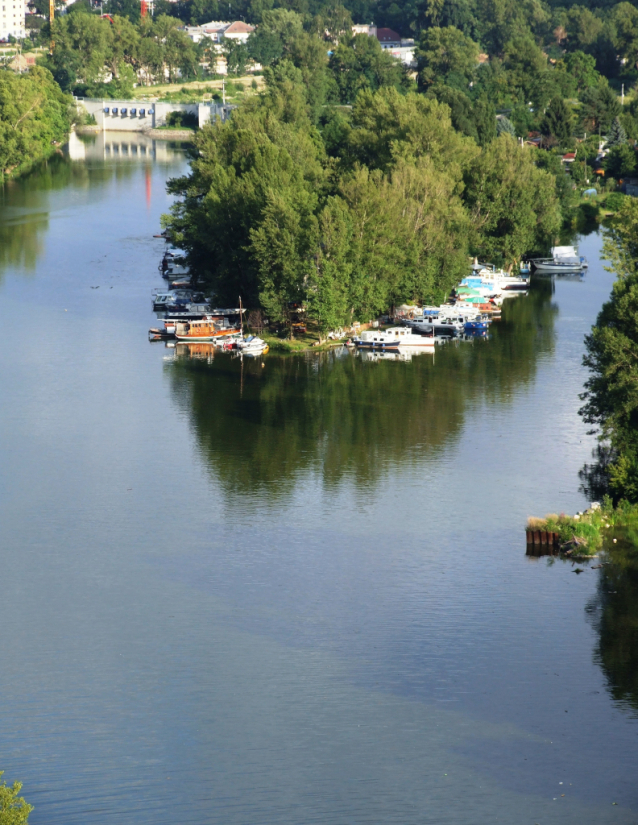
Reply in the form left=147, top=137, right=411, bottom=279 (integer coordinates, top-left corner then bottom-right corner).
left=1, top=0, right=26, bottom=40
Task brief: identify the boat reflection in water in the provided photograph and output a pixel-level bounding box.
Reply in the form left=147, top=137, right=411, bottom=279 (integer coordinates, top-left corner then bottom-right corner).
left=358, top=349, right=427, bottom=363
left=170, top=341, right=218, bottom=363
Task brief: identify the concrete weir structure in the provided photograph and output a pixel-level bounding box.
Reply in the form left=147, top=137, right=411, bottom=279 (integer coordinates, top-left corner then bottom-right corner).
left=77, top=98, right=235, bottom=132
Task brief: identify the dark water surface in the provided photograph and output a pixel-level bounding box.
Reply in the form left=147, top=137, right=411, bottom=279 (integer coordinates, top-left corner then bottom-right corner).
left=1, top=139, right=637, bottom=824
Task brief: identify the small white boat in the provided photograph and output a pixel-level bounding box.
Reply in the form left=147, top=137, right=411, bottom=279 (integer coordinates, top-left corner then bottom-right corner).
left=236, top=335, right=269, bottom=354
left=532, top=246, right=587, bottom=273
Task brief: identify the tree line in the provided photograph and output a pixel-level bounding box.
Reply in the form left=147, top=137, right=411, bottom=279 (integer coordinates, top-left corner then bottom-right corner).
left=164, top=68, right=560, bottom=333
left=0, top=67, right=74, bottom=182
left=581, top=198, right=638, bottom=503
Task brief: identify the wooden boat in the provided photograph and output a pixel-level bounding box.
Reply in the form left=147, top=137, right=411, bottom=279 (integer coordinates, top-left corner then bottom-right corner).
left=175, top=318, right=241, bottom=341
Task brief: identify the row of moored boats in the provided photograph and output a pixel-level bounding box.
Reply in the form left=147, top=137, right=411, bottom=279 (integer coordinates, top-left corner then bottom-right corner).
left=149, top=241, right=588, bottom=356
left=148, top=246, right=268, bottom=355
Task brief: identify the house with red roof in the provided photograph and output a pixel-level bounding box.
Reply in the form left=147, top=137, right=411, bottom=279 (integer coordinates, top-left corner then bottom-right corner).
left=376, top=27, right=401, bottom=48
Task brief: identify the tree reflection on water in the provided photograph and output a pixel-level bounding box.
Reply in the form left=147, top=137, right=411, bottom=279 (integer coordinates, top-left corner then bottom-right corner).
left=0, top=153, right=148, bottom=280
left=167, top=278, right=558, bottom=499
left=587, top=539, right=638, bottom=717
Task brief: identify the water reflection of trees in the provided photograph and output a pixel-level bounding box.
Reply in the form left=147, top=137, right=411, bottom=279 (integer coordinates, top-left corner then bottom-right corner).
left=587, top=542, right=638, bottom=716
left=0, top=153, right=162, bottom=280
left=167, top=279, right=557, bottom=499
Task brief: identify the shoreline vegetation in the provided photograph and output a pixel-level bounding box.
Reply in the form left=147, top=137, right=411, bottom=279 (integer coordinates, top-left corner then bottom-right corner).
left=537, top=197, right=638, bottom=557
left=0, top=770, right=33, bottom=825
left=0, top=67, right=74, bottom=183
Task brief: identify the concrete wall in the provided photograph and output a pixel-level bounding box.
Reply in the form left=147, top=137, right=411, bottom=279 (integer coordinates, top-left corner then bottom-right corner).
left=77, top=98, right=235, bottom=132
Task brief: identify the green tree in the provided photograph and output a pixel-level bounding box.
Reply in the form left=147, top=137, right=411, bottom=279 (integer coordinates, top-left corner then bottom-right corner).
left=565, top=6, right=603, bottom=53
left=0, top=67, right=73, bottom=180
left=329, top=33, right=410, bottom=104
left=224, top=37, right=250, bottom=75
left=0, top=771, right=33, bottom=825
left=473, top=96, right=497, bottom=146
left=103, top=0, right=141, bottom=22
left=496, top=116, right=516, bottom=136
left=416, top=26, right=479, bottom=90
left=463, top=134, right=561, bottom=263
left=48, top=12, right=113, bottom=85
left=345, top=87, right=478, bottom=173
left=581, top=81, right=621, bottom=133
left=564, top=50, right=599, bottom=92
left=427, top=85, right=478, bottom=141
left=247, top=29, right=284, bottom=66
left=581, top=198, right=638, bottom=500
left=540, top=96, right=572, bottom=146
left=308, top=196, right=353, bottom=333
left=607, top=116, right=627, bottom=147
left=502, top=34, right=548, bottom=108
left=612, top=2, right=638, bottom=68
left=475, top=0, right=549, bottom=55
left=604, top=143, right=637, bottom=178
left=251, top=190, right=318, bottom=331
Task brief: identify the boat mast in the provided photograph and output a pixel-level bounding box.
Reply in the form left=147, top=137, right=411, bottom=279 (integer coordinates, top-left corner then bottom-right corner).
left=239, top=295, right=243, bottom=337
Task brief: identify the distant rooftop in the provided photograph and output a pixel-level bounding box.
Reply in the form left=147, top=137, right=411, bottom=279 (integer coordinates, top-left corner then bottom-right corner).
left=376, top=27, right=401, bottom=43
left=224, top=21, right=255, bottom=34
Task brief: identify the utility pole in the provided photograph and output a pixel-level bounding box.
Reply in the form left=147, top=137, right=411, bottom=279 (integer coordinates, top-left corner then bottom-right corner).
left=622, top=83, right=625, bottom=105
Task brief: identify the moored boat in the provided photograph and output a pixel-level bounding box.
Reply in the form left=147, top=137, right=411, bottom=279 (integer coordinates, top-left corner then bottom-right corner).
left=237, top=335, right=269, bottom=354
left=354, top=327, right=435, bottom=350
left=531, top=246, right=587, bottom=273
left=175, top=318, right=241, bottom=341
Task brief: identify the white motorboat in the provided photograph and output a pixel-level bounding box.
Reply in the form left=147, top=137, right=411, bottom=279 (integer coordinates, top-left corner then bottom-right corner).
left=531, top=246, right=587, bottom=273
left=354, top=327, right=435, bottom=350
left=236, top=335, right=269, bottom=354
left=402, top=314, right=464, bottom=336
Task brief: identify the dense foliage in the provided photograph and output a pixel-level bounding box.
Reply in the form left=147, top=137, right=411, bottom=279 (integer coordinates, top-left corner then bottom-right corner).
left=165, top=69, right=560, bottom=332
left=581, top=198, right=638, bottom=502
left=0, top=67, right=73, bottom=181
left=0, top=772, right=33, bottom=825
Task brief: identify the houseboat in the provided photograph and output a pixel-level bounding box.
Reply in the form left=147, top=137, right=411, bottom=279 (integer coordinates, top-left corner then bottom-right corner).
left=353, top=327, right=435, bottom=350
left=175, top=318, right=241, bottom=341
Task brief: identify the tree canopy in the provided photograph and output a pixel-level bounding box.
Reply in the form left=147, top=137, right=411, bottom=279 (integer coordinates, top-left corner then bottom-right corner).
left=581, top=199, right=638, bottom=501
left=164, top=73, right=560, bottom=334
left=0, top=67, right=73, bottom=180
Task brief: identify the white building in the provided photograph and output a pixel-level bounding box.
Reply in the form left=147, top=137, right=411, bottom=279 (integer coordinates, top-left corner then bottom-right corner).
left=1, top=0, right=26, bottom=41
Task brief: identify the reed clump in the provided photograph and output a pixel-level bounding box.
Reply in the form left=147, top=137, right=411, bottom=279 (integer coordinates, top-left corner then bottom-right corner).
left=525, top=504, right=614, bottom=555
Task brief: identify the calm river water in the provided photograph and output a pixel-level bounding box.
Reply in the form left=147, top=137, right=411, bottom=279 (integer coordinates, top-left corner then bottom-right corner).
left=1, top=135, right=637, bottom=824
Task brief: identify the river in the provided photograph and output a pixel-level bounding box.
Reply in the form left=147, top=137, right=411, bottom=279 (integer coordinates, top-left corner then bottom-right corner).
left=0, top=134, right=637, bottom=824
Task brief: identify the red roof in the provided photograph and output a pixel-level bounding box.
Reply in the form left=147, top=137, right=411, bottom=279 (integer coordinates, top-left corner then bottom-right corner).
left=376, top=27, right=401, bottom=42
left=224, top=21, right=255, bottom=34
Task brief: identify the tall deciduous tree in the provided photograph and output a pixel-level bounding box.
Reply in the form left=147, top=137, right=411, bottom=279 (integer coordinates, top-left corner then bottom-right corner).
left=463, top=134, right=561, bottom=262
left=581, top=198, right=638, bottom=500
left=416, top=26, right=479, bottom=90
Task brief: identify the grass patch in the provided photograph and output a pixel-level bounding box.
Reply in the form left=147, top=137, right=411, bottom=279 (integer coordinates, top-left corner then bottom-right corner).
left=525, top=497, right=638, bottom=556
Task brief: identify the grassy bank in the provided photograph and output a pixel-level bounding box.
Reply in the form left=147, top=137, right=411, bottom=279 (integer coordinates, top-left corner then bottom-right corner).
left=527, top=499, right=638, bottom=556
left=259, top=330, right=338, bottom=353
